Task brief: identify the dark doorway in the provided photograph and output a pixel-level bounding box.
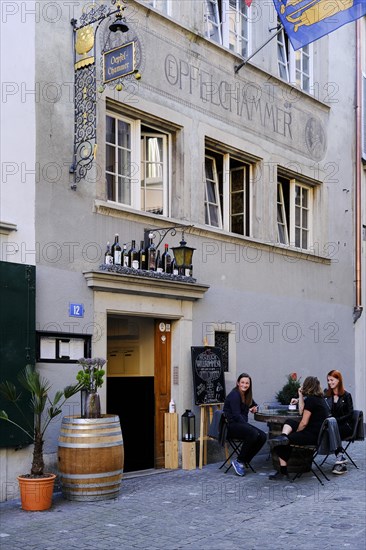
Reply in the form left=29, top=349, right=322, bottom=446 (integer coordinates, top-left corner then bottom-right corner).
left=107, top=376, right=154, bottom=472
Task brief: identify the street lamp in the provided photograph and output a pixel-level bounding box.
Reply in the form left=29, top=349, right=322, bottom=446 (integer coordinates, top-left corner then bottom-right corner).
left=143, top=225, right=195, bottom=276
left=171, top=233, right=196, bottom=277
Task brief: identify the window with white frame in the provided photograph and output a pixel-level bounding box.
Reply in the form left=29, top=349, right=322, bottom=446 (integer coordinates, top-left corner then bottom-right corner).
left=277, top=180, right=289, bottom=245
left=277, top=177, right=313, bottom=250
left=277, top=25, right=313, bottom=93
left=205, top=0, right=250, bottom=58
left=106, top=113, right=170, bottom=216
left=143, top=0, right=170, bottom=15
left=277, top=27, right=289, bottom=81
left=205, top=146, right=250, bottom=236
left=205, top=155, right=222, bottom=228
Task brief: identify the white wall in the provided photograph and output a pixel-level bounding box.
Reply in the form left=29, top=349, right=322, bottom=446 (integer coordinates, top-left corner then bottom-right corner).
left=0, top=1, right=36, bottom=502
left=0, top=0, right=36, bottom=265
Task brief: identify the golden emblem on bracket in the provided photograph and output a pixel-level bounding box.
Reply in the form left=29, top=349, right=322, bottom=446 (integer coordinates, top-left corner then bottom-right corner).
left=75, top=25, right=94, bottom=56
left=75, top=25, right=95, bottom=70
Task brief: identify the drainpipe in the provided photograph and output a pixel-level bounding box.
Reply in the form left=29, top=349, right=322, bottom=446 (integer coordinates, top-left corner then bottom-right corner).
left=353, top=19, right=363, bottom=324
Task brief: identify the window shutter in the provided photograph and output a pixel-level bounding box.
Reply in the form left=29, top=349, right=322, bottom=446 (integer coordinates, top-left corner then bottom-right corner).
left=0, top=262, right=35, bottom=448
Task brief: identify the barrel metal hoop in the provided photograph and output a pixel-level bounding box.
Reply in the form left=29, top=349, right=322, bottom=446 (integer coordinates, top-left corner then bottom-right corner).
left=62, top=415, right=120, bottom=424
left=60, top=469, right=123, bottom=479
left=64, top=483, right=120, bottom=495
left=59, top=430, right=122, bottom=438
left=58, top=441, right=123, bottom=448
left=60, top=424, right=121, bottom=431
left=62, top=494, right=120, bottom=501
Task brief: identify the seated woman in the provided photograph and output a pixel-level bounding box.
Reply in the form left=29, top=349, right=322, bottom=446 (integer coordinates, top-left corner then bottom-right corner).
left=325, top=369, right=354, bottom=475
left=268, top=376, right=329, bottom=481
left=223, top=372, right=266, bottom=477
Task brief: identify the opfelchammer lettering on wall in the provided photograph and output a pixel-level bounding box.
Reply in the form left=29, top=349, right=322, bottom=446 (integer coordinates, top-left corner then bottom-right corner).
left=164, top=54, right=292, bottom=140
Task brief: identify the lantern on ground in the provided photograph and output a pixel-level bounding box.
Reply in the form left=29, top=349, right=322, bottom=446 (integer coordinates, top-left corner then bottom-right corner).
left=181, top=409, right=196, bottom=442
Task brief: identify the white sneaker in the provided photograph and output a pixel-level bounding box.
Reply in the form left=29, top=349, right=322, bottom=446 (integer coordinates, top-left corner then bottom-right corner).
left=332, top=464, right=347, bottom=475
left=335, top=454, right=347, bottom=465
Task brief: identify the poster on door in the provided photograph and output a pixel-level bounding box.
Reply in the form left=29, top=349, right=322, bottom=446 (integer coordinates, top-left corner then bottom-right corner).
left=191, top=346, right=226, bottom=405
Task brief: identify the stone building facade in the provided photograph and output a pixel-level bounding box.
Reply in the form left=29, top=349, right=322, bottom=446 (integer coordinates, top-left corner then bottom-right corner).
left=0, top=0, right=365, bottom=500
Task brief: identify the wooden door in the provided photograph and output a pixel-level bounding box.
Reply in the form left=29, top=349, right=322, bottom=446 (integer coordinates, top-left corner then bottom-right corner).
left=154, top=320, right=172, bottom=467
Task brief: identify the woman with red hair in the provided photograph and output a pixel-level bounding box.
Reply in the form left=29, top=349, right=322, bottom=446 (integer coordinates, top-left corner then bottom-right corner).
left=325, top=370, right=354, bottom=475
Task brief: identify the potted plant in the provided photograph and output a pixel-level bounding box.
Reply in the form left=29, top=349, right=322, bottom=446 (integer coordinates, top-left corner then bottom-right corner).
left=76, top=357, right=106, bottom=418
left=276, top=372, right=301, bottom=405
left=0, top=364, right=82, bottom=511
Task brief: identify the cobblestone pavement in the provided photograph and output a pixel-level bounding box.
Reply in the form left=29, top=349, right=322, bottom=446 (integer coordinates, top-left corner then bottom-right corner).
left=0, top=440, right=365, bottom=550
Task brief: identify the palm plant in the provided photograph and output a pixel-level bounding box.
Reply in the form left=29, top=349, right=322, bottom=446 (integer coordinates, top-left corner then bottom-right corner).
left=0, top=364, right=82, bottom=477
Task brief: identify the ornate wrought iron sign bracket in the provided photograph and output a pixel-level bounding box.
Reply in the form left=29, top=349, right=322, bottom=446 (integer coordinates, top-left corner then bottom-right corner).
left=69, top=0, right=140, bottom=189
left=143, top=225, right=195, bottom=249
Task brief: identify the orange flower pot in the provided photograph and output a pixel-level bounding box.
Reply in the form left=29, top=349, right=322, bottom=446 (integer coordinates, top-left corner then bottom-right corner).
left=17, top=473, right=56, bottom=511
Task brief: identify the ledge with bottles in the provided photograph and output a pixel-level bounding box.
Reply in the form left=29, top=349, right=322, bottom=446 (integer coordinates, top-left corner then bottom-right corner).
left=100, top=232, right=196, bottom=283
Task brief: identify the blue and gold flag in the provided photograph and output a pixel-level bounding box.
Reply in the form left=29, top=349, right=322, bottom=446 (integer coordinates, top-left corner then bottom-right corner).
left=273, top=0, right=366, bottom=50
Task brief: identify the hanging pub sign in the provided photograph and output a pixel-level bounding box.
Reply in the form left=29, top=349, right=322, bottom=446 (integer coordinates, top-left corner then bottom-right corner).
left=191, top=346, right=226, bottom=405
left=103, top=41, right=135, bottom=83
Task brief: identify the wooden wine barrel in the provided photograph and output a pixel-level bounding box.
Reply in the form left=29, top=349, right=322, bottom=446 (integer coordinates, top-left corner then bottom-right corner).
left=58, top=415, right=124, bottom=501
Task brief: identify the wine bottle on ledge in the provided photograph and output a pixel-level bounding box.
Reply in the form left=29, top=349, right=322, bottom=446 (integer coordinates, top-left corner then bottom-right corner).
left=122, top=243, right=129, bottom=267
left=155, top=250, right=163, bottom=273
left=139, top=240, right=147, bottom=270
left=104, top=242, right=113, bottom=265
left=129, top=240, right=139, bottom=269
left=112, top=234, right=122, bottom=266
left=171, top=259, right=179, bottom=276
left=162, top=244, right=172, bottom=274
left=146, top=235, right=156, bottom=270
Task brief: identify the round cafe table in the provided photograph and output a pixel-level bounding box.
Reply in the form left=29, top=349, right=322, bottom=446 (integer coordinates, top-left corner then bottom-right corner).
left=254, top=408, right=301, bottom=427
left=255, top=408, right=313, bottom=473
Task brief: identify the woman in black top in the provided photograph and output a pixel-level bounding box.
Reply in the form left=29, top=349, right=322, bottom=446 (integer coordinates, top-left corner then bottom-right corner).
left=223, top=373, right=266, bottom=477
left=268, top=376, right=329, bottom=480
left=325, top=369, right=354, bottom=474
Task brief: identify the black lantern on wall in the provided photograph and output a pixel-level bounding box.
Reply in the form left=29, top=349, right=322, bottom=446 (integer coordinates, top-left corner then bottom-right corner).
left=171, top=234, right=196, bottom=276
left=181, top=409, right=196, bottom=442
left=109, top=13, right=129, bottom=33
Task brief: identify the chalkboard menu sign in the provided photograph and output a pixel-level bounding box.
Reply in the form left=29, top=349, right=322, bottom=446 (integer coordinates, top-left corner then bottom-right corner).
left=191, top=347, right=226, bottom=405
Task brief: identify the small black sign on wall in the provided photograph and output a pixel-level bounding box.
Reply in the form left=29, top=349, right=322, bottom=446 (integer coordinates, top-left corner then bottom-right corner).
left=191, top=347, right=226, bottom=405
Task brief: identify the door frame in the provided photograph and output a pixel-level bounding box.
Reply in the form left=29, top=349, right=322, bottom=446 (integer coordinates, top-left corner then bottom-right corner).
left=154, top=319, right=172, bottom=467
left=86, top=274, right=209, bottom=467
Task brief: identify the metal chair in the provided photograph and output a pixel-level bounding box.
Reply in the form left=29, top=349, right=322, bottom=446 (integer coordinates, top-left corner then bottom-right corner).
left=208, top=409, right=256, bottom=474
left=290, top=416, right=341, bottom=485
left=320, top=409, right=365, bottom=469
left=341, top=410, right=365, bottom=468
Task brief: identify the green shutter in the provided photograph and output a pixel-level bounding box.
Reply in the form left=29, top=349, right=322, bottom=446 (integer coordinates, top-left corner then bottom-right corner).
left=0, top=261, right=35, bottom=448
